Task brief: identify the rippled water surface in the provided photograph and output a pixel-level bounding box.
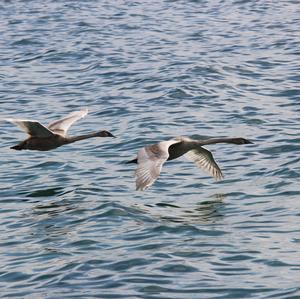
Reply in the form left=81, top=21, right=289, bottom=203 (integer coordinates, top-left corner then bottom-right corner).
left=0, top=1, right=300, bottom=298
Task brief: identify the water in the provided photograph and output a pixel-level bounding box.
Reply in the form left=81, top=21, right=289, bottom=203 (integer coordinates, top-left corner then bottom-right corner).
left=0, top=0, right=299, bottom=298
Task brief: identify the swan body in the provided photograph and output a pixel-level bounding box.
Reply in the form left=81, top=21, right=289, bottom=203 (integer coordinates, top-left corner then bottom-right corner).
left=6, top=109, right=115, bottom=151
left=128, top=136, right=252, bottom=191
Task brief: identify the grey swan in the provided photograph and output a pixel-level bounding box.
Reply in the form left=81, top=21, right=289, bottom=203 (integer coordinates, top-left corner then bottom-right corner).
left=6, top=109, right=115, bottom=151
left=127, top=136, right=253, bottom=191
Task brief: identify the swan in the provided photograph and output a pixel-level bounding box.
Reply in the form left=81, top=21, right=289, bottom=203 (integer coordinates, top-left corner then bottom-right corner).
left=6, top=109, right=115, bottom=151
left=127, top=136, right=253, bottom=190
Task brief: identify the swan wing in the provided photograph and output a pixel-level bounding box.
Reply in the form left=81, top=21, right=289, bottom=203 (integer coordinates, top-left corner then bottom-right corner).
left=135, top=139, right=180, bottom=191
left=5, top=119, right=55, bottom=137
left=48, top=109, right=88, bottom=136
left=184, top=147, right=223, bottom=180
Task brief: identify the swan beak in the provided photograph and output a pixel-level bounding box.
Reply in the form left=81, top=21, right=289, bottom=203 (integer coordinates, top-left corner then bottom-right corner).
left=106, top=132, right=116, bottom=138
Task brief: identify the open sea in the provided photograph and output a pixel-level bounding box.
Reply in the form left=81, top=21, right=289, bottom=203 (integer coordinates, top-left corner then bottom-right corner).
left=0, top=0, right=299, bottom=298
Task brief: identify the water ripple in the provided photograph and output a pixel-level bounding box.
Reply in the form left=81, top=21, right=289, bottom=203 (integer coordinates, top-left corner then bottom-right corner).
left=0, top=0, right=299, bottom=298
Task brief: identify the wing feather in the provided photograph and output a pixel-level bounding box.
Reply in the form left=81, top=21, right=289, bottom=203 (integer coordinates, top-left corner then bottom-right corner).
left=5, top=119, right=54, bottom=138
left=135, top=139, right=180, bottom=191
left=48, top=109, right=88, bottom=136
left=185, top=147, right=223, bottom=180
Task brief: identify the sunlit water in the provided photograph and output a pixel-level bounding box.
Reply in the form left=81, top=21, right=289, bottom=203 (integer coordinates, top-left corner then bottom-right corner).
left=0, top=1, right=299, bottom=298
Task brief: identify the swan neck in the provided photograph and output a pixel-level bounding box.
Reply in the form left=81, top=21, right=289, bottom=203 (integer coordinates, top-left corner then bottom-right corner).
left=67, top=132, right=98, bottom=143
left=199, top=138, right=237, bottom=146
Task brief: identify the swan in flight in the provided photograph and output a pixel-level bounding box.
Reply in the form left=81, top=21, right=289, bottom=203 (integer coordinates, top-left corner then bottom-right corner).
left=6, top=109, right=115, bottom=151
left=127, top=136, right=252, bottom=190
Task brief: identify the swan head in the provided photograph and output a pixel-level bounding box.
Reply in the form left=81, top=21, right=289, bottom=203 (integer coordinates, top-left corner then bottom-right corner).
left=96, top=130, right=116, bottom=138
left=232, top=138, right=253, bottom=145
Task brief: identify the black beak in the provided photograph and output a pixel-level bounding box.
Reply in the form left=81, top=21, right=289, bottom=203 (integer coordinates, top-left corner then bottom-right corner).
left=245, top=139, right=254, bottom=144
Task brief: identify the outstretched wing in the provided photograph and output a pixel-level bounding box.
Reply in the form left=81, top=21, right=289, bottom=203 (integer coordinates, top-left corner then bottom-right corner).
left=184, top=147, right=223, bottom=180
left=5, top=119, right=55, bottom=138
left=48, top=109, right=88, bottom=136
left=135, top=139, right=180, bottom=191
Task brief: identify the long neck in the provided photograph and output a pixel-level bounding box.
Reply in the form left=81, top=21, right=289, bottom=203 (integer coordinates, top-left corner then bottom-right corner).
left=198, top=138, right=240, bottom=146
left=66, top=132, right=99, bottom=144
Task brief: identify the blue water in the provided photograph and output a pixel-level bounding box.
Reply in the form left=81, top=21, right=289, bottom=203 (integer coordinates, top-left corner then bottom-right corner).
left=0, top=0, right=300, bottom=298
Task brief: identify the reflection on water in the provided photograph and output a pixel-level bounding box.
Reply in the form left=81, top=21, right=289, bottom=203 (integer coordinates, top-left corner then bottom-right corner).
left=138, top=193, right=226, bottom=224
left=28, top=197, right=79, bottom=251
left=0, top=0, right=299, bottom=298
left=183, top=194, right=226, bottom=222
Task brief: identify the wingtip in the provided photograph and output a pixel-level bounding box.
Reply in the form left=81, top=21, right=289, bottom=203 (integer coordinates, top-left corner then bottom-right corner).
left=10, top=145, right=22, bottom=150
left=73, top=108, right=88, bottom=117
left=3, top=118, right=12, bottom=124
left=4, top=118, right=20, bottom=123
left=135, top=179, right=152, bottom=191
left=136, top=185, right=148, bottom=191
left=216, top=174, right=224, bottom=181
left=82, top=108, right=89, bottom=116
